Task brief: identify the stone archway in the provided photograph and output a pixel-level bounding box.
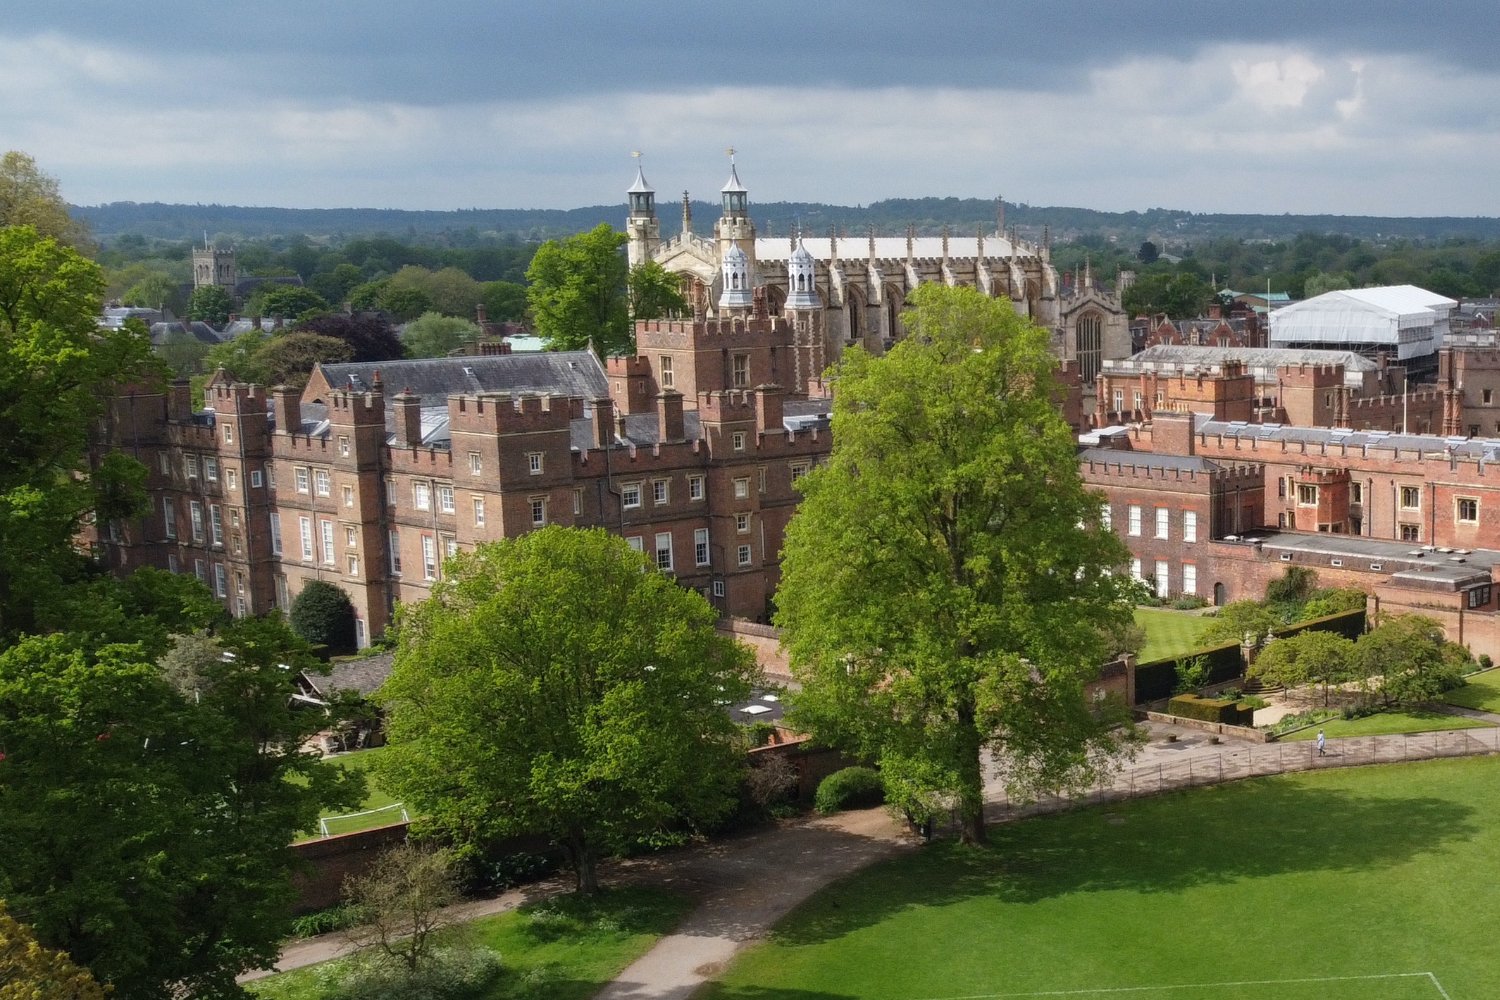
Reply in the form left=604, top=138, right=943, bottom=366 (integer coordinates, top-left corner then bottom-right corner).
left=1213, top=582, right=1227, bottom=607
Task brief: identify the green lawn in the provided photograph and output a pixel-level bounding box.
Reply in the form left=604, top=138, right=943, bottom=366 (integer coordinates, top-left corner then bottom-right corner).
left=1133, top=606, right=1213, bottom=663
left=248, top=888, right=690, bottom=1000
left=298, top=748, right=406, bottom=840
left=703, top=757, right=1500, bottom=1000
left=1445, top=668, right=1500, bottom=713
left=1280, top=709, right=1494, bottom=740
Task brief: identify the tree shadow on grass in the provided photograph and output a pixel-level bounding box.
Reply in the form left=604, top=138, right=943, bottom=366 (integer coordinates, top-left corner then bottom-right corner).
left=770, top=778, right=1478, bottom=946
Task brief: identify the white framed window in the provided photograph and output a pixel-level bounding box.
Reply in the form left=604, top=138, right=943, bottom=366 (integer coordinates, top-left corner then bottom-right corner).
left=1182, top=563, right=1197, bottom=595
left=294, top=467, right=309, bottom=494
left=737, top=543, right=752, bottom=566
left=385, top=478, right=397, bottom=504
left=733, top=478, right=749, bottom=500
left=225, top=469, right=238, bottom=491
left=167, top=553, right=179, bottom=573
left=209, top=504, right=224, bottom=546
left=713, top=580, right=726, bottom=598
left=1155, top=507, right=1169, bottom=540
left=342, top=484, right=354, bottom=508
left=622, top=483, right=642, bottom=509
left=299, top=517, right=313, bottom=560
left=345, top=526, right=358, bottom=549
left=736, top=512, right=750, bottom=533
left=275, top=575, right=289, bottom=611
left=223, top=423, right=234, bottom=445
left=758, top=466, right=766, bottom=493
left=162, top=499, right=177, bottom=540
left=314, top=469, right=330, bottom=497
left=694, top=528, right=710, bottom=566
left=468, top=451, right=482, bottom=476
left=389, top=529, right=402, bottom=574
left=194, top=558, right=207, bottom=583
left=186, top=454, right=199, bottom=479
left=1130, top=558, right=1143, bottom=582
left=527, top=452, right=544, bottom=475
left=732, top=431, right=747, bottom=451
left=320, top=519, right=335, bottom=565
left=573, top=488, right=582, bottom=516
left=1128, top=505, right=1142, bottom=537
left=626, top=536, right=644, bottom=553
left=660, top=355, right=674, bottom=388
left=413, top=481, right=431, bottom=511
left=473, top=496, right=486, bottom=526
left=213, top=563, right=227, bottom=598
left=1297, top=484, right=1318, bottom=507
left=732, top=353, right=749, bottom=388
left=158, top=452, right=171, bottom=475
left=354, top=618, right=367, bottom=648
left=189, top=501, right=204, bottom=542
left=1184, top=510, right=1197, bottom=543
left=438, top=485, right=455, bottom=514
left=689, top=475, right=705, bottom=501
left=530, top=496, right=547, bottom=527
left=250, top=469, right=264, bottom=489
left=347, top=554, right=360, bottom=576
left=442, top=535, right=459, bottom=558
left=653, top=479, right=669, bottom=504
left=1155, top=560, right=1169, bottom=599
left=268, top=513, right=282, bottom=555
left=790, top=462, right=809, bottom=483
left=266, top=465, right=275, bottom=491
left=1457, top=497, right=1479, bottom=523
left=422, top=534, right=437, bottom=580
left=205, top=458, right=219, bottom=482
left=338, top=435, right=350, bottom=457
left=654, top=532, right=673, bottom=571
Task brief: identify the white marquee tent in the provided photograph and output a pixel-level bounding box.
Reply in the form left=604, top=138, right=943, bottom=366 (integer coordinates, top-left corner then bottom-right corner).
left=1269, top=285, right=1457, bottom=362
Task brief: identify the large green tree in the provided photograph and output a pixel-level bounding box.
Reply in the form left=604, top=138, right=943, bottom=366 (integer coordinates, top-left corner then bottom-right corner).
left=775, top=285, right=1140, bottom=845
left=1354, top=614, right=1468, bottom=706
left=0, top=225, right=157, bottom=638
left=401, top=311, right=479, bottom=359
left=0, top=615, right=365, bottom=998
left=187, top=284, right=234, bottom=326
left=1250, top=629, right=1355, bottom=706
left=628, top=260, right=688, bottom=321
left=525, top=224, right=630, bottom=357
left=377, top=527, right=757, bottom=892
left=0, top=152, right=91, bottom=251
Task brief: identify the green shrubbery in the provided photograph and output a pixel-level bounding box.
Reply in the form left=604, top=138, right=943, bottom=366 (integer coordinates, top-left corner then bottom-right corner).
left=289, top=580, right=358, bottom=658
left=1166, top=694, right=1255, bottom=727
left=316, top=948, right=503, bottom=1000
left=814, top=767, right=885, bottom=815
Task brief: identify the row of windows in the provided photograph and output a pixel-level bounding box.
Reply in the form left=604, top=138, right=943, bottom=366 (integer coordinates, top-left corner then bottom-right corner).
left=1279, top=479, right=1480, bottom=525
left=625, top=530, right=753, bottom=571
left=1119, top=505, right=1197, bottom=543
left=1129, top=558, right=1198, bottom=599
left=163, top=452, right=268, bottom=491
left=462, top=451, right=545, bottom=477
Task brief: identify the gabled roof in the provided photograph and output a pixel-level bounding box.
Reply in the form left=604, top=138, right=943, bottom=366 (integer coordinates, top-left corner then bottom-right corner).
left=314, top=351, right=609, bottom=409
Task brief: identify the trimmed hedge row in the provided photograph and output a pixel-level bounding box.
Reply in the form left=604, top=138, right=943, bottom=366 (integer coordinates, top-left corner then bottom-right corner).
left=1166, top=693, right=1255, bottom=726
left=1134, top=641, right=1241, bottom=704
left=1272, top=607, right=1366, bottom=642
left=814, top=767, right=885, bottom=815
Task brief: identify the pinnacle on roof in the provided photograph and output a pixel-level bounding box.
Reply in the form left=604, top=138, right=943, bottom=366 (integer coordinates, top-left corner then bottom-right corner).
left=627, top=162, right=653, bottom=195
left=721, top=160, right=747, bottom=194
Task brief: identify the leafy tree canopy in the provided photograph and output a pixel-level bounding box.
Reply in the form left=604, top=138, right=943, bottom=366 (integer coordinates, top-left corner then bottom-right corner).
left=401, top=311, right=479, bottom=359
left=187, top=284, right=233, bottom=325
left=247, top=284, right=328, bottom=323
left=628, top=260, right=688, bottom=321
left=294, top=312, right=404, bottom=363
left=0, top=615, right=365, bottom=998
left=479, top=280, right=527, bottom=323
left=0, top=152, right=92, bottom=251
left=0, top=225, right=158, bottom=637
left=0, top=900, right=109, bottom=1000
left=775, top=284, right=1140, bottom=845
left=288, top=580, right=359, bottom=657
left=525, top=224, right=630, bottom=357
left=377, top=527, right=757, bottom=892
left=1251, top=629, right=1355, bottom=706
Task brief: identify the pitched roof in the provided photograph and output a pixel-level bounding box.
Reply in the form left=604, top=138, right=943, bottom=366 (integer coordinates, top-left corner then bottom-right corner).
left=315, top=351, right=609, bottom=409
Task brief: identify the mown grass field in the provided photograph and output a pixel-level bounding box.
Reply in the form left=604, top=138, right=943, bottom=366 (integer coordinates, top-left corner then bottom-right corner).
left=1133, top=606, right=1214, bottom=663
left=1280, top=709, right=1493, bottom=741
left=703, top=756, right=1500, bottom=1000
left=248, top=888, right=690, bottom=1000
left=1445, top=668, right=1500, bottom=713
left=297, top=747, right=406, bottom=840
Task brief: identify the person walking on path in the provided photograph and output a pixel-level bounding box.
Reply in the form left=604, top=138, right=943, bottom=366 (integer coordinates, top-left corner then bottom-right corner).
left=1317, top=729, right=1327, bottom=756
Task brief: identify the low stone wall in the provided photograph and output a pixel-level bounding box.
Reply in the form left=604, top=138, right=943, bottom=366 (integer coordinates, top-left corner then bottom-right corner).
left=748, top=738, right=861, bottom=801
left=1141, top=710, right=1273, bottom=743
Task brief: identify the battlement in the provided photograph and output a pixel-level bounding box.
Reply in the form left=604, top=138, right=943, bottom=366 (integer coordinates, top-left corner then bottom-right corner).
left=207, top=381, right=263, bottom=415
left=1347, top=389, right=1441, bottom=410
left=326, top=387, right=385, bottom=426
left=606, top=355, right=652, bottom=376
left=1083, top=456, right=1263, bottom=487
left=1296, top=466, right=1351, bottom=485
left=697, top=389, right=758, bottom=421
left=1277, top=362, right=1346, bottom=387
left=635, top=313, right=791, bottom=352
left=449, top=392, right=571, bottom=434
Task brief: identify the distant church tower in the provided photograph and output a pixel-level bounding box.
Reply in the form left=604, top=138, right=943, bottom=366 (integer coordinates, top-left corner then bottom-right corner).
left=192, top=238, right=237, bottom=292
left=624, top=154, right=659, bottom=268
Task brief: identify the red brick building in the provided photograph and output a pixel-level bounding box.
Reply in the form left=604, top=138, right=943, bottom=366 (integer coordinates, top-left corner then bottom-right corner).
left=97, top=311, right=832, bottom=643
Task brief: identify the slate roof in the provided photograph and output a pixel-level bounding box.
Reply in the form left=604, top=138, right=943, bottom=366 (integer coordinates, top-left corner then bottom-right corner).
left=316, top=352, right=608, bottom=409
left=1196, top=418, right=1500, bottom=463
left=1079, top=447, right=1222, bottom=474
left=1122, top=345, right=1377, bottom=372
left=299, top=652, right=394, bottom=701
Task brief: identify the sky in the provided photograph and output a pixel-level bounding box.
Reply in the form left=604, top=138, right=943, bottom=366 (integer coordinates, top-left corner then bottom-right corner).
left=5, top=1, right=1500, bottom=217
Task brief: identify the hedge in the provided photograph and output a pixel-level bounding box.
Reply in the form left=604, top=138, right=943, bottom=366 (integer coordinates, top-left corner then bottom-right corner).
left=1134, top=641, right=1242, bottom=704
left=1272, top=607, right=1366, bottom=642
left=814, top=766, right=885, bottom=815
left=1166, top=694, right=1255, bottom=727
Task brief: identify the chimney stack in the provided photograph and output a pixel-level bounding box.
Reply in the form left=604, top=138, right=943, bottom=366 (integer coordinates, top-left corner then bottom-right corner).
left=393, top=387, right=422, bottom=446
left=271, top=385, right=301, bottom=434
left=592, top=397, right=614, bottom=449
left=657, top=391, right=685, bottom=442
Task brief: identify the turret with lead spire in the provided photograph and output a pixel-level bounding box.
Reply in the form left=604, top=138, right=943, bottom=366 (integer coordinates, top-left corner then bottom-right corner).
left=624, top=152, right=660, bottom=267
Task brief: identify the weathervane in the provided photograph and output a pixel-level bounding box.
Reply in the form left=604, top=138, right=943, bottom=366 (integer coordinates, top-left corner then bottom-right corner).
left=725, top=146, right=736, bottom=164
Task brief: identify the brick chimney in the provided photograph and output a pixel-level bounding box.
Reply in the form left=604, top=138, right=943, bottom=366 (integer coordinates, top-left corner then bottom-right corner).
left=271, top=385, right=301, bottom=433
left=591, top=397, right=614, bottom=449
left=167, top=378, right=193, bottom=422
left=393, top=387, right=422, bottom=447
left=657, top=391, right=685, bottom=442
left=1150, top=410, right=1196, bottom=456
left=754, top=383, right=784, bottom=433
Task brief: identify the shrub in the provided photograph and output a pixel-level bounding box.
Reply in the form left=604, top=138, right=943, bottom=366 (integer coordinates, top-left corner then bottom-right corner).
left=1170, top=595, right=1209, bottom=610
left=1166, top=694, right=1254, bottom=727
left=814, top=767, right=884, bottom=815
left=746, top=752, right=799, bottom=808
left=289, top=580, right=358, bottom=657
left=1480, top=654, right=1494, bottom=671
left=291, top=903, right=362, bottom=938
left=327, top=948, right=503, bottom=1000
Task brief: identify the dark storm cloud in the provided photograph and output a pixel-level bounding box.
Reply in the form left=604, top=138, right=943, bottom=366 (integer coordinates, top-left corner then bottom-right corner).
left=9, top=0, right=1499, bottom=104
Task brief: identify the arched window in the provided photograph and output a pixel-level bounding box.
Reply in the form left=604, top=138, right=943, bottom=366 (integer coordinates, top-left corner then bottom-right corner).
left=1075, top=313, right=1103, bottom=383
